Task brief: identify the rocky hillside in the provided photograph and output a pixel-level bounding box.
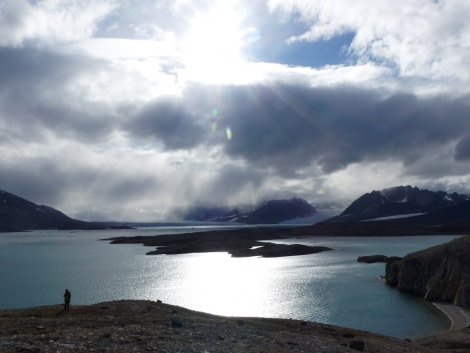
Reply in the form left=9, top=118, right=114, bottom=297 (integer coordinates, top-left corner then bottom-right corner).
left=1, top=300, right=468, bottom=353
left=333, top=186, right=468, bottom=222
left=238, top=198, right=317, bottom=224
left=0, top=189, right=128, bottom=232
left=385, top=235, right=470, bottom=308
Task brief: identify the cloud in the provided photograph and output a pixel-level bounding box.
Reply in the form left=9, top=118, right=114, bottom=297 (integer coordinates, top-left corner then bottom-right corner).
left=176, top=83, right=470, bottom=175
left=268, top=0, right=470, bottom=86
left=0, top=46, right=117, bottom=144
left=455, top=135, right=470, bottom=161
left=1, top=0, right=470, bottom=221
left=0, top=0, right=116, bottom=46
left=126, top=98, right=205, bottom=150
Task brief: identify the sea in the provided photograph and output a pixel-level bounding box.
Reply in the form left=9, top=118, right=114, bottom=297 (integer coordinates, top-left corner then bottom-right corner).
left=0, top=226, right=461, bottom=339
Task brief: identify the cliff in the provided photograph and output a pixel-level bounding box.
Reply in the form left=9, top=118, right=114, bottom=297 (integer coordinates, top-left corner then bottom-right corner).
left=385, top=235, right=470, bottom=308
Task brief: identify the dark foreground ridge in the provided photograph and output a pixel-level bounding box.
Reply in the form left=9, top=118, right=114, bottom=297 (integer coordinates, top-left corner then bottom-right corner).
left=1, top=300, right=469, bottom=353
left=104, top=227, right=333, bottom=257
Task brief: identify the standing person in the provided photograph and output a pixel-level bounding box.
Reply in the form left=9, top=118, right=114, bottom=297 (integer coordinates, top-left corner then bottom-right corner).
left=63, top=289, right=71, bottom=311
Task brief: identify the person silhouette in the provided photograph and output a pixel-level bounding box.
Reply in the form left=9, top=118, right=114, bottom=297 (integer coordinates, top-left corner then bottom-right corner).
left=63, top=289, right=71, bottom=311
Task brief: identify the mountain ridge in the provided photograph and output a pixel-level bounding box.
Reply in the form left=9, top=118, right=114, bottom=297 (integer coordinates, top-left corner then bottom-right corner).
left=331, top=185, right=469, bottom=223
left=0, top=189, right=129, bottom=232
left=2, top=185, right=470, bottom=233
left=179, top=197, right=318, bottom=224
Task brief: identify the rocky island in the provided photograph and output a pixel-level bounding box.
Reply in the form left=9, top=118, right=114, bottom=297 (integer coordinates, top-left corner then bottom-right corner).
left=105, top=227, right=333, bottom=257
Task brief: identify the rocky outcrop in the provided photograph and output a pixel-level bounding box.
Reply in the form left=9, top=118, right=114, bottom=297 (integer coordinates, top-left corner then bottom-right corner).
left=385, top=235, right=470, bottom=308
left=357, top=255, right=403, bottom=264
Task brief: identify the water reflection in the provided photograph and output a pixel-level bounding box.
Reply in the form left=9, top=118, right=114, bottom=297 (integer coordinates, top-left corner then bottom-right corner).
left=171, top=253, right=277, bottom=317
left=0, top=230, right=458, bottom=338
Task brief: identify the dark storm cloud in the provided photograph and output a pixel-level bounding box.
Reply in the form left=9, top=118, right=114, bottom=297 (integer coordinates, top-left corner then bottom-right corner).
left=0, top=46, right=116, bottom=142
left=126, top=98, right=206, bottom=150
left=0, top=159, right=81, bottom=206
left=0, top=154, right=160, bottom=210
left=455, top=135, right=470, bottom=161
left=180, top=83, right=470, bottom=174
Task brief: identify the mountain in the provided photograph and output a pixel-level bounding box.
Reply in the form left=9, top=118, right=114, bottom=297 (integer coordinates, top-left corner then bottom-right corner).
left=330, top=185, right=469, bottom=223
left=238, top=198, right=317, bottom=224
left=181, top=198, right=317, bottom=224
left=0, top=189, right=128, bottom=232
left=177, top=206, right=246, bottom=223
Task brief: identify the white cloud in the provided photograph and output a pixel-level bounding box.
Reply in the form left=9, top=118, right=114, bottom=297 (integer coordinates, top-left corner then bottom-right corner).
left=0, top=0, right=116, bottom=46
left=268, top=0, right=470, bottom=93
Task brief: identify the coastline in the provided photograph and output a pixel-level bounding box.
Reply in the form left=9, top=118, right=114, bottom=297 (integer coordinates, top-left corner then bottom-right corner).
left=433, top=303, right=470, bottom=330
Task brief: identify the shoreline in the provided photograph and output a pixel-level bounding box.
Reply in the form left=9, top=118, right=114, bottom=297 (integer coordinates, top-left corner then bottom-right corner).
left=433, top=302, right=470, bottom=331
left=2, top=300, right=469, bottom=353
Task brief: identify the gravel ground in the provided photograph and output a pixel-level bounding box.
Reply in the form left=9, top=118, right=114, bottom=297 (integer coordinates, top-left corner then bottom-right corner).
left=1, top=300, right=470, bottom=353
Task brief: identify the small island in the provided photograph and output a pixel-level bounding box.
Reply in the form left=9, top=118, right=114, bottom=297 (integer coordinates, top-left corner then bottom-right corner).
left=104, top=227, right=333, bottom=257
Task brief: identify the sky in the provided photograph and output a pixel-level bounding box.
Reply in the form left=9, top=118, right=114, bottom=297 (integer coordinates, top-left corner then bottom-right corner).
left=1, top=0, right=470, bottom=221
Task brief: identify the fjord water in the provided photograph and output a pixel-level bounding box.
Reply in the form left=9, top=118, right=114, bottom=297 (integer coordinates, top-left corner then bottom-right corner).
left=0, top=227, right=459, bottom=338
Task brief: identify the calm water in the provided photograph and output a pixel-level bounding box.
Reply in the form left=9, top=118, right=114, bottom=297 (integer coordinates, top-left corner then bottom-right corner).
left=0, top=227, right=460, bottom=338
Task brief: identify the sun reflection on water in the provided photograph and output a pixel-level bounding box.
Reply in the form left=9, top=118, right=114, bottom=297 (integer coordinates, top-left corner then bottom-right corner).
left=175, top=252, right=276, bottom=317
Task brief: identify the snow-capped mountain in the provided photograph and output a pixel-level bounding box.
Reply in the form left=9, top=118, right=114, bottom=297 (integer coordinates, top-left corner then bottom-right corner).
left=331, top=185, right=469, bottom=222
left=181, top=198, right=318, bottom=224
left=237, top=198, right=317, bottom=224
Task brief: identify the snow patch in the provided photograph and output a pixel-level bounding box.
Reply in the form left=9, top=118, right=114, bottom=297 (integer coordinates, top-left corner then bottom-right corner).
left=280, top=212, right=331, bottom=225
left=361, top=213, right=426, bottom=222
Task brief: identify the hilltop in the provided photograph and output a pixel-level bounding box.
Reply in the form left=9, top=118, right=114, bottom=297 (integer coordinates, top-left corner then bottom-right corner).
left=0, top=189, right=130, bottom=232
left=1, top=300, right=469, bottom=353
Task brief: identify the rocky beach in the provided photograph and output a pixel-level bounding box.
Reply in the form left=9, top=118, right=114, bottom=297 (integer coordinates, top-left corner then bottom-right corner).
left=1, top=299, right=469, bottom=353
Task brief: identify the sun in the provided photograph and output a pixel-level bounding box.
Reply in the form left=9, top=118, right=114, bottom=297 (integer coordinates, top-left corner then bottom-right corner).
left=180, top=6, right=250, bottom=84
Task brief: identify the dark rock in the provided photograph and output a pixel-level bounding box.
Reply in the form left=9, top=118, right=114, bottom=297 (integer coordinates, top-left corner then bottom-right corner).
left=106, top=228, right=333, bottom=258
left=385, top=235, right=470, bottom=307
left=358, top=255, right=404, bottom=264
left=171, top=317, right=183, bottom=328
left=349, top=339, right=365, bottom=351
left=357, top=255, right=389, bottom=263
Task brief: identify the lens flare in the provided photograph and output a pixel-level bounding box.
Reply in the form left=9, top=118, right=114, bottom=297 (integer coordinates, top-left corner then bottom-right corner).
left=226, top=127, right=232, bottom=140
